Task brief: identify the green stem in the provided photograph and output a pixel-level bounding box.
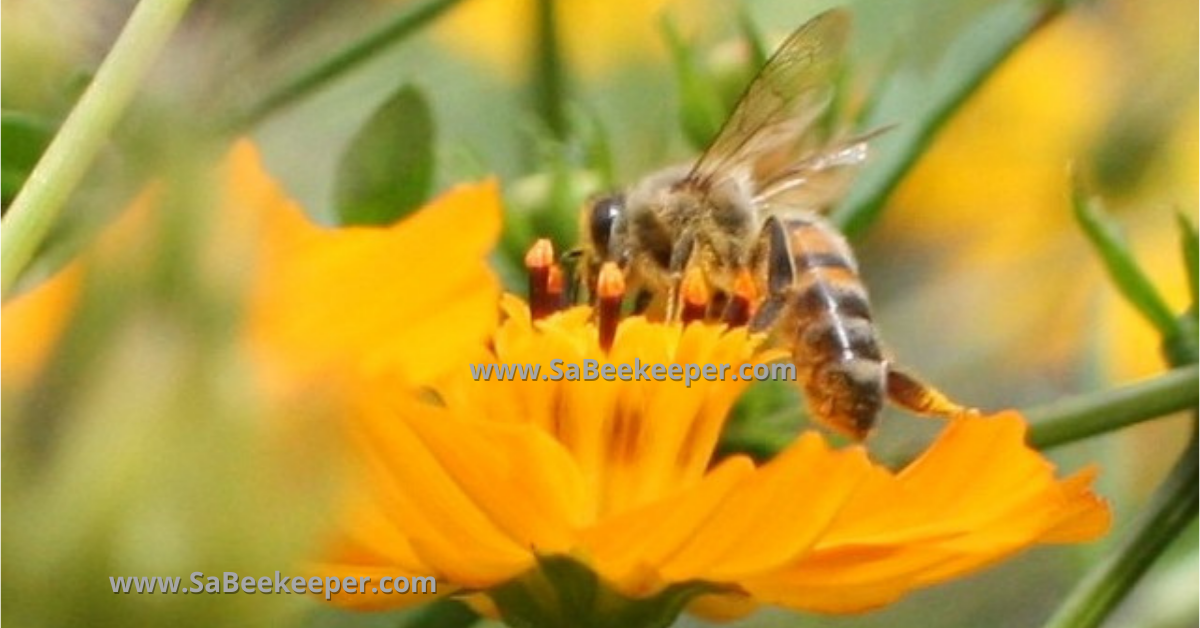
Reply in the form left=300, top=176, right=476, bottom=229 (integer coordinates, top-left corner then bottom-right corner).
left=228, top=0, right=468, bottom=130
left=532, top=0, right=568, bottom=139
left=724, top=366, right=1198, bottom=460
left=1042, top=435, right=1198, bottom=628
left=1028, top=365, right=1199, bottom=449
left=0, top=0, right=194, bottom=298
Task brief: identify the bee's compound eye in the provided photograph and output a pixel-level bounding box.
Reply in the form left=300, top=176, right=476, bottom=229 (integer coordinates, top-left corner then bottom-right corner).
left=588, top=194, right=625, bottom=257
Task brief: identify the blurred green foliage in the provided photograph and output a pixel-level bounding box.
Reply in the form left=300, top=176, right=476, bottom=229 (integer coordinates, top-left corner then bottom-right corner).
left=1, top=110, right=56, bottom=208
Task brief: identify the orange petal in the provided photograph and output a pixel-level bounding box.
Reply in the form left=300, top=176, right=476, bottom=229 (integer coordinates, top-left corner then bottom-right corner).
left=396, top=389, right=590, bottom=553
left=240, top=139, right=502, bottom=386
left=737, top=411, right=1110, bottom=614
left=659, top=433, right=873, bottom=581
left=580, top=455, right=757, bottom=596
left=346, top=398, right=535, bottom=587
left=1, top=264, right=82, bottom=382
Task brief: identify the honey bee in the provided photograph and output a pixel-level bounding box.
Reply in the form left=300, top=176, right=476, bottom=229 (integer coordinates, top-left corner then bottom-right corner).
left=573, top=9, right=970, bottom=439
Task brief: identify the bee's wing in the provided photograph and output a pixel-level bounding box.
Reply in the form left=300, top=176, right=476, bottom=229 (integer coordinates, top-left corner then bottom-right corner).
left=754, top=127, right=887, bottom=213
left=685, top=9, right=850, bottom=189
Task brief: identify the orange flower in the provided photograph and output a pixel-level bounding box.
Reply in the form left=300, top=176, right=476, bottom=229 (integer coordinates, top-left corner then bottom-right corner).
left=313, top=297, right=1110, bottom=619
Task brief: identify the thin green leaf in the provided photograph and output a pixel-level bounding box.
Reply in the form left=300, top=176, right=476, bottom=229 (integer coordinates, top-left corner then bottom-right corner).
left=532, top=0, right=567, bottom=139
left=229, top=0, right=468, bottom=130
left=833, top=0, right=1067, bottom=237
left=660, top=16, right=725, bottom=151
left=1, top=111, right=56, bottom=210
left=737, top=10, right=770, bottom=71
left=1178, top=212, right=1198, bottom=307
left=334, top=85, right=435, bottom=226
left=1071, top=181, right=1178, bottom=339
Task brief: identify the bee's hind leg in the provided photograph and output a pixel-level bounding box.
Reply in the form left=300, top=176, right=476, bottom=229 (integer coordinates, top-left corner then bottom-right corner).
left=748, top=216, right=794, bottom=333
left=886, top=367, right=976, bottom=418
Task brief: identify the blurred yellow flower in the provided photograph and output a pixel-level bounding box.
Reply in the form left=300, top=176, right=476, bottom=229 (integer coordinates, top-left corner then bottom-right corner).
left=883, top=4, right=1195, bottom=382
left=313, top=297, right=1110, bottom=618
left=1, top=141, right=504, bottom=392
left=434, top=0, right=690, bottom=77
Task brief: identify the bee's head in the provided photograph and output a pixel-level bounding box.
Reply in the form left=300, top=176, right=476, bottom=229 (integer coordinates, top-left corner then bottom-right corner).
left=581, top=192, right=626, bottom=262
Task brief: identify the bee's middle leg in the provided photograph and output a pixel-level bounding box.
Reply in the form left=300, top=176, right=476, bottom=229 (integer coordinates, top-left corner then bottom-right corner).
left=748, top=216, right=794, bottom=333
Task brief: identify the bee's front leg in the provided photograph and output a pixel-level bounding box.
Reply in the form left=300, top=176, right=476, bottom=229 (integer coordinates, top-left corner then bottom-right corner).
left=665, top=229, right=697, bottom=322
left=560, top=248, right=587, bottom=305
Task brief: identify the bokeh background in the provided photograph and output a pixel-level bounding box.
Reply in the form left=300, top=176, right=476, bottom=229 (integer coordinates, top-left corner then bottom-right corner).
left=2, top=0, right=1195, bottom=626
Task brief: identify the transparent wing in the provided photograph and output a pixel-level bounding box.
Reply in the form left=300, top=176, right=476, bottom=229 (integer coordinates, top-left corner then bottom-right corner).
left=686, top=9, right=850, bottom=187
left=754, top=127, right=889, bottom=214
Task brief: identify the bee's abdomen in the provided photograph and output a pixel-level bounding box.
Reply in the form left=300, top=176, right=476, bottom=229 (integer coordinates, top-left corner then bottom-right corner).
left=782, top=216, right=886, bottom=437
left=783, top=218, right=880, bottom=362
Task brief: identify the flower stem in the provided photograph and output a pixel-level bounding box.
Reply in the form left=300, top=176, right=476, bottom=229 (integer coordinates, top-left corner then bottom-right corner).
left=228, top=0, right=468, bottom=130
left=0, top=0, right=194, bottom=298
left=1042, top=434, right=1198, bottom=628
left=1028, top=365, right=1199, bottom=449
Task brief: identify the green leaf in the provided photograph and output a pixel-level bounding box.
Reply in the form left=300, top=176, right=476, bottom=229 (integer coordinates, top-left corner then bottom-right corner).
left=661, top=16, right=726, bottom=151
left=717, top=379, right=803, bottom=462
left=334, top=85, right=434, bottom=226
left=490, top=555, right=722, bottom=628
left=1071, top=181, right=1178, bottom=340
left=1, top=111, right=56, bottom=210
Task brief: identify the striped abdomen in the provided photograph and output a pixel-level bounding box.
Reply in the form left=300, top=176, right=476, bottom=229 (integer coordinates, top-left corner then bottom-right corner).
left=781, top=215, right=886, bottom=439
